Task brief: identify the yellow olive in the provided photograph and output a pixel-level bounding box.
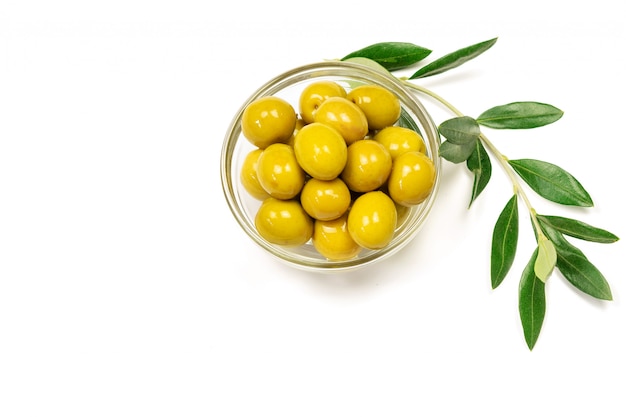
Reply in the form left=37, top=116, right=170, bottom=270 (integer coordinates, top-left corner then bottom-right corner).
left=314, top=97, right=369, bottom=145
left=241, top=96, right=297, bottom=149
left=347, top=84, right=401, bottom=130
left=373, top=126, right=426, bottom=160
left=255, top=198, right=313, bottom=246
left=313, top=213, right=362, bottom=261
left=347, top=191, right=397, bottom=250
left=256, top=143, right=305, bottom=200
left=387, top=151, right=436, bottom=206
left=341, top=139, right=392, bottom=193
left=285, top=117, right=306, bottom=147
left=299, top=81, right=347, bottom=124
left=300, top=177, right=351, bottom=221
left=240, top=148, right=270, bottom=200
left=293, top=122, right=347, bottom=180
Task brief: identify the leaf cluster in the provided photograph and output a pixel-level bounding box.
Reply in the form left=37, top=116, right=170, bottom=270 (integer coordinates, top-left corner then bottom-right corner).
left=341, top=38, right=619, bottom=350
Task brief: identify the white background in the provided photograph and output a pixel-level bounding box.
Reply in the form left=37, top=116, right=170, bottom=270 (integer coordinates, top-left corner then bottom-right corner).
left=1, top=1, right=625, bottom=416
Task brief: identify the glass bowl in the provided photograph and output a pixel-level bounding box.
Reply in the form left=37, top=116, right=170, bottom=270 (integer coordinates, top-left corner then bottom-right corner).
left=220, top=60, right=441, bottom=272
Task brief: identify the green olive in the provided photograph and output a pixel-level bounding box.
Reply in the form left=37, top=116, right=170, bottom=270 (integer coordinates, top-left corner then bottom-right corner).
left=347, top=84, right=401, bottom=130
left=255, top=198, right=313, bottom=246
left=256, top=143, right=305, bottom=200
left=293, top=122, right=347, bottom=181
left=347, top=191, right=397, bottom=250
left=314, top=97, right=369, bottom=145
left=300, top=177, right=351, bottom=221
left=240, top=148, right=270, bottom=200
left=313, top=213, right=362, bottom=261
left=341, top=139, right=392, bottom=193
left=373, top=126, right=426, bottom=160
left=299, top=80, right=347, bottom=124
left=387, top=151, right=436, bottom=206
left=241, top=96, right=297, bottom=149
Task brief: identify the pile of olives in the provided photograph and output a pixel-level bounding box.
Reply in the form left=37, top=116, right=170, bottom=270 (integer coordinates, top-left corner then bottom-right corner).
left=239, top=80, right=436, bottom=261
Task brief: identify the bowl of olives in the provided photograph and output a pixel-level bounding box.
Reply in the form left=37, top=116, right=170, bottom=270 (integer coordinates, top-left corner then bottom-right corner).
left=220, top=60, right=442, bottom=272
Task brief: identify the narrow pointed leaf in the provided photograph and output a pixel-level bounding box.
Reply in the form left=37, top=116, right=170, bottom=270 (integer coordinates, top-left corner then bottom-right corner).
left=538, top=219, right=587, bottom=259
left=519, top=248, right=546, bottom=350
left=491, top=195, right=519, bottom=289
left=439, top=116, right=480, bottom=145
left=536, top=215, right=619, bottom=244
left=409, top=37, right=497, bottom=79
left=466, top=140, right=492, bottom=207
left=439, top=140, right=476, bottom=163
left=508, top=159, right=593, bottom=207
left=342, top=42, right=432, bottom=71
left=535, top=235, right=557, bottom=282
left=556, top=251, right=613, bottom=300
left=477, top=102, right=564, bottom=129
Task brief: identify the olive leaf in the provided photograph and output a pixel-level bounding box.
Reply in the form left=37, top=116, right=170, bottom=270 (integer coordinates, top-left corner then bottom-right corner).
left=477, top=102, right=564, bottom=129
left=409, top=37, right=498, bottom=79
left=519, top=248, right=546, bottom=351
left=341, top=42, right=432, bottom=71
left=508, top=159, right=593, bottom=207
left=437, top=116, right=480, bottom=163
left=466, top=140, right=492, bottom=208
left=491, top=195, right=519, bottom=289
left=535, top=234, right=557, bottom=282
left=538, top=219, right=613, bottom=300
left=439, top=140, right=476, bottom=163
left=536, top=215, right=619, bottom=244
left=556, top=251, right=613, bottom=300
left=537, top=217, right=586, bottom=258
left=438, top=116, right=480, bottom=145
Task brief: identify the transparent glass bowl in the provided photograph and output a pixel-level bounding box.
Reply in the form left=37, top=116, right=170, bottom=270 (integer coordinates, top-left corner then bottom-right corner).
left=220, top=61, right=441, bottom=272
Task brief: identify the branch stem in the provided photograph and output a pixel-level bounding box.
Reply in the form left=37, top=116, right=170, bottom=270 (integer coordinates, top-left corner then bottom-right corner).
left=401, top=80, right=544, bottom=237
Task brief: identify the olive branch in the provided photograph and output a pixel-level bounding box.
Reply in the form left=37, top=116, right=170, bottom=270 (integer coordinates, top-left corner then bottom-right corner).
left=341, top=38, right=619, bottom=350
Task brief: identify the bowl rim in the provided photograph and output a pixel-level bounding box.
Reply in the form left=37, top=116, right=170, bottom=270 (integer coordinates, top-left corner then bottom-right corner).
left=220, top=60, right=442, bottom=273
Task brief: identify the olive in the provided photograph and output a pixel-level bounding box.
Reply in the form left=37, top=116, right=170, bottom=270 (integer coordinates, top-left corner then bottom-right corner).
left=300, top=177, right=351, bottom=221
left=241, top=96, right=296, bottom=149
left=313, top=213, right=362, bottom=261
left=293, top=122, right=347, bottom=181
left=347, top=84, right=401, bottom=130
left=387, top=151, right=436, bottom=206
left=373, top=126, right=426, bottom=160
left=255, top=198, right=313, bottom=246
left=256, top=143, right=305, bottom=200
left=347, top=191, right=397, bottom=250
left=341, top=139, right=392, bottom=192
left=314, top=97, right=369, bottom=145
left=240, top=148, right=270, bottom=200
left=299, top=80, right=347, bottom=124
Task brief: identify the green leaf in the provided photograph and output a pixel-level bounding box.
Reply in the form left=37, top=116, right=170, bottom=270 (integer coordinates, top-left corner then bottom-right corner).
left=438, top=116, right=480, bottom=145
left=477, top=102, right=564, bottom=129
left=535, top=235, right=557, bottom=282
left=491, top=195, right=519, bottom=289
left=538, top=219, right=613, bottom=300
left=466, top=140, right=492, bottom=208
left=556, top=251, right=613, bottom=300
left=341, top=42, right=432, bottom=71
left=409, top=37, right=498, bottom=79
left=519, top=248, right=546, bottom=350
left=538, top=219, right=587, bottom=258
left=439, top=140, right=476, bottom=163
left=536, top=215, right=619, bottom=244
left=508, top=159, right=593, bottom=207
